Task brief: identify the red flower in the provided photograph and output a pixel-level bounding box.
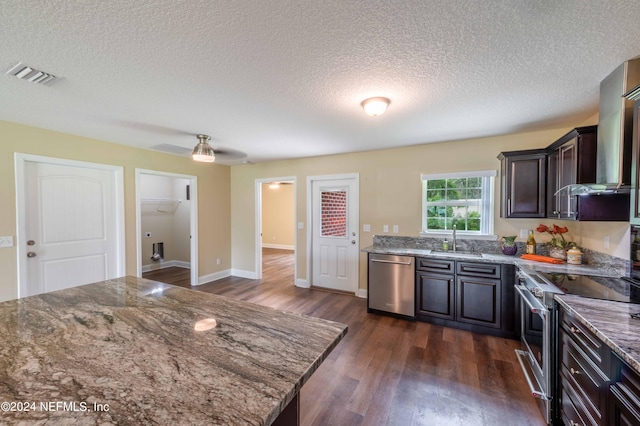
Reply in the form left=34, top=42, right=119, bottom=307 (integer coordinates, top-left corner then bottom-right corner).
left=535, top=224, right=573, bottom=248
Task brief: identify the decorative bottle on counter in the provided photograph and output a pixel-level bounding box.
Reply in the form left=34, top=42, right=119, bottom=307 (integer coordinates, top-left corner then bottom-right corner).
left=442, top=239, right=449, bottom=251
left=526, top=230, right=536, bottom=254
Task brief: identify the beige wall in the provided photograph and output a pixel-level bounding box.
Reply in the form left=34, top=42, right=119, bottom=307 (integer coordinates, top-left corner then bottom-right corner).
left=231, top=125, right=629, bottom=292
left=261, top=183, right=295, bottom=248
left=0, top=120, right=231, bottom=302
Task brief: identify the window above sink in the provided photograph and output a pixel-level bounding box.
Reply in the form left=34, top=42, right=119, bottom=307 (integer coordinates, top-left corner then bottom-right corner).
left=420, top=169, right=496, bottom=238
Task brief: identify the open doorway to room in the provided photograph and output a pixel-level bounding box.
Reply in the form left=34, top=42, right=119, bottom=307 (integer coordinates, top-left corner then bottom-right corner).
left=136, top=169, right=198, bottom=287
left=255, top=177, right=297, bottom=285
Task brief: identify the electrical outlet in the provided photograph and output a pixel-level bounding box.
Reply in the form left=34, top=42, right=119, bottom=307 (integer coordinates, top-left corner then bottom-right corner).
left=604, top=236, right=610, bottom=249
left=216, top=258, right=221, bottom=265
left=383, top=225, right=389, bottom=233
left=297, top=222, right=304, bottom=229
left=0, top=236, right=13, bottom=248
left=520, top=229, right=528, bottom=238
left=393, top=225, right=399, bottom=233
left=363, top=224, right=371, bottom=232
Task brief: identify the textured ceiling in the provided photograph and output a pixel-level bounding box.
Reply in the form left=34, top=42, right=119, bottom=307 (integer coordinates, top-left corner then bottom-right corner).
left=2, top=1, right=640, bottom=164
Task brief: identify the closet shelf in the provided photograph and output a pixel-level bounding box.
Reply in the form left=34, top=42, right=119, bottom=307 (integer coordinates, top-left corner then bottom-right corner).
left=141, top=198, right=181, bottom=214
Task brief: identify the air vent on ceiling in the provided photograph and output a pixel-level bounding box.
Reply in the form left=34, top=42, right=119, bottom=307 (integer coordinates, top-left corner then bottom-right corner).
left=150, top=144, right=192, bottom=154
left=6, top=62, right=58, bottom=85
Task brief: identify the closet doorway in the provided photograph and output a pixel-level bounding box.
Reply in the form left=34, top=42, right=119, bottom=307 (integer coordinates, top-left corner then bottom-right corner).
left=136, top=169, right=198, bottom=286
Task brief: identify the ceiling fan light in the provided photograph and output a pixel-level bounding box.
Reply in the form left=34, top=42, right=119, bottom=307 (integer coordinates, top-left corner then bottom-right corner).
left=192, top=134, right=215, bottom=163
left=361, top=97, right=390, bottom=117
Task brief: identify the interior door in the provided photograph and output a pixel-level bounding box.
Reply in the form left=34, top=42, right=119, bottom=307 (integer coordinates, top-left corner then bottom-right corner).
left=21, top=160, right=120, bottom=297
left=311, top=177, right=358, bottom=293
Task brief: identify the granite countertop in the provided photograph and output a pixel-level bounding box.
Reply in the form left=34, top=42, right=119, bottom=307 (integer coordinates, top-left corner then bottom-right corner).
left=363, top=245, right=615, bottom=276
left=555, top=295, right=640, bottom=373
left=0, top=276, right=347, bottom=425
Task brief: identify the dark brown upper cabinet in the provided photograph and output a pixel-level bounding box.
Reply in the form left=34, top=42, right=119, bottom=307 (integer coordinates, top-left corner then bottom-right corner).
left=546, top=126, right=597, bottom=220
left=631, top=99, right=640, bottom=225
left=498, top=150, right=547, bottom=218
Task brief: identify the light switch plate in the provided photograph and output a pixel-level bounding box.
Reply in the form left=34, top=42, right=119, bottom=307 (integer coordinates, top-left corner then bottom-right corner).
left=0, top=236, right=14, bottom=248
left=298, top=222, right=304, bottom=229
left=363, top=224, right=371, bottom=232
left=520, top=229, right=528, bottom=238
left=393, top=225, right=399, bottom=233
left=383, top=225, right=389, bottom=233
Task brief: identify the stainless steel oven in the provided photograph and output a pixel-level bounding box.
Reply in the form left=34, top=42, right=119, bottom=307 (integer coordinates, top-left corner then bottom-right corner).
left=514, top=268, right=562, bottom=424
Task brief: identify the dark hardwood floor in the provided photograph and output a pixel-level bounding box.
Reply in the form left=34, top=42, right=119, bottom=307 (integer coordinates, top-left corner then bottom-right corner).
left=143, top=248, right=546, bottom=425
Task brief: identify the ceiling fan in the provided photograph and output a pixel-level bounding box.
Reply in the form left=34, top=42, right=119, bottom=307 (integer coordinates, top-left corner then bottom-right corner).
left=119, top=120, right=248, bottom=163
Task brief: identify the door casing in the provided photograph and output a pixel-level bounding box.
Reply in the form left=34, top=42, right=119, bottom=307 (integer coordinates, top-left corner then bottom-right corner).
left=306, top=173, right=359, bottom=294
left=254, top=176, right=297, bottom=283
left=135, top=169, right=198, bottom=286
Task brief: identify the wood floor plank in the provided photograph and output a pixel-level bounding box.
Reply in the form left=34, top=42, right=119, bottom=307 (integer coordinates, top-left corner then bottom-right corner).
left=143, top=248, right=546, bottom=425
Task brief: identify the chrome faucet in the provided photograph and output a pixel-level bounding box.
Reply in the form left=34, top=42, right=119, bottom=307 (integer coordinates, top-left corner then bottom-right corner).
left=452, top=224, right=457, bottom=252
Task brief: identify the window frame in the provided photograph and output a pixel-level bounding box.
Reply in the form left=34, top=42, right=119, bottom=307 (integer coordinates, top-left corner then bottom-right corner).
left=420, top=170, right=496, bottom=238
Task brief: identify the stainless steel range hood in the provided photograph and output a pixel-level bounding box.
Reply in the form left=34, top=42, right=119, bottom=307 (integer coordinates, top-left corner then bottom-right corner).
left=565, top=58, right=640, bottom=195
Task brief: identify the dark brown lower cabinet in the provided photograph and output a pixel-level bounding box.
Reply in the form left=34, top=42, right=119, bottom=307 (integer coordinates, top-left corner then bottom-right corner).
left=416, top=272, right=455, bottom=320
left=559, top=306, right=610, bottom=425
left=558, top=305, right=640, bottom=426
left=456, top=275, right=500, bottom=329
left=610, top=354, right=640, bottom=426
left=415, top=259, right=515, bottom=339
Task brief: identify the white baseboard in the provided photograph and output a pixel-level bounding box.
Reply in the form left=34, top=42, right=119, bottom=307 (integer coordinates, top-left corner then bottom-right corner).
left=197, top=269, right=232, bottom=285
left=231, top=269, right=258, bottom=279
left=142, top=260, right=191, bottom=273
left=261, top=243, right=295, bottom=250
left=295, top=278, right=309, bottom=288
left=357, top=288, right=368, bottom=299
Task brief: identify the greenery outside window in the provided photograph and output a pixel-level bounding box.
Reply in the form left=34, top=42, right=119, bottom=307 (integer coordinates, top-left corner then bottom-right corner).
left=421, top=170, right=496, bottom=236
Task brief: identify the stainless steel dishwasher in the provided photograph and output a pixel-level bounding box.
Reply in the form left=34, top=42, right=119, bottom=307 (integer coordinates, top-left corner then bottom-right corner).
left=368, top=254, right=415, bottom=318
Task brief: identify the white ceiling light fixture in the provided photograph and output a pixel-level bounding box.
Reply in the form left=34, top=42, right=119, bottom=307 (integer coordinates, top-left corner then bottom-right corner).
left=192, top=134, right=215, bottom=163
left=269, top=182, right=280, bottom=189
left=361, top=97, right=390, bottom=117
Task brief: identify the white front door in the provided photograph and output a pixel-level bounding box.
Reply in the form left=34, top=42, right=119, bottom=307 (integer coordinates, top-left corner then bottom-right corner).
left=18, top=157, right=123, bottom=297
left=311, top=176, right=359, bottom=293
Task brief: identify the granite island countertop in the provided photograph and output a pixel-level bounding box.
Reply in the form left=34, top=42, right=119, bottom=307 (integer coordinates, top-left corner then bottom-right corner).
left=555, top=294, right=640, bottom=373
left=0, top=276, right=347, bottom=425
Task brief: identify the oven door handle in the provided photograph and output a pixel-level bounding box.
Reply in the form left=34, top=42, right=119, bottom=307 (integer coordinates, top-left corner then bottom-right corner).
left=515, top=349, right=550, bottom=401
left=515, top=285, right=548, bottom=316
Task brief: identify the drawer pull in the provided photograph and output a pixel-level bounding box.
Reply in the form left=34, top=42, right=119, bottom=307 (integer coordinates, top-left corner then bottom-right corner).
left=570, top=367, right=581, bottom=376
left=570, top=326, right=581, bottom=334
left=569, top=420, right=580, bottom=426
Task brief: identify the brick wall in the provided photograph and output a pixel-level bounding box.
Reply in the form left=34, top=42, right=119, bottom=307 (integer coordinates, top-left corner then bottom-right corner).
left=321, top=190, right=347, bottom=237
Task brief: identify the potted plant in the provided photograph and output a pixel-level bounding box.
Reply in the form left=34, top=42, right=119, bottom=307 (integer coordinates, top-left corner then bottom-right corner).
left=536, top=224, right=576, bottom=260
left=499, top=235, right=518, bottom=256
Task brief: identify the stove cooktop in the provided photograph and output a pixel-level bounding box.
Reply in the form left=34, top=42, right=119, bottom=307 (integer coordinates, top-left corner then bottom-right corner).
left=539, top=272, right=640, bottom=303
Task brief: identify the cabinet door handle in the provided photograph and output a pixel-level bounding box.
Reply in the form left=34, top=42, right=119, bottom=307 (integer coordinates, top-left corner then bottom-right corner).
left=507, top=199, right=511, bottom=215
left=570, top=367, right=581, bottom=376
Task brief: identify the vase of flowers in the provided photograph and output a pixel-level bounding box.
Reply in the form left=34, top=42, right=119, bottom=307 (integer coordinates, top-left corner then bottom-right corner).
left=536, top=224, right=576, bottom=260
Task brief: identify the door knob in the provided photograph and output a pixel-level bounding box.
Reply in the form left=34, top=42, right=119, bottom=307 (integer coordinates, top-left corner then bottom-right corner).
left=27, top=252, right=37, bottom=258
left=351, top=240, right=356, bottom=245
left=27, top=240, right=36, bottom=246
